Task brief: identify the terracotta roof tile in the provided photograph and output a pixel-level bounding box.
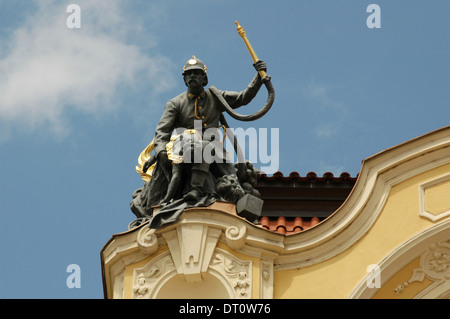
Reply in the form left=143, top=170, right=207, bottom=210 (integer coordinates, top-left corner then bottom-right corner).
left=258, top=216, right=324, bottom=235
left=259, top=171, right=357, bottom=182
left=254, top=171, right=357, bottom=235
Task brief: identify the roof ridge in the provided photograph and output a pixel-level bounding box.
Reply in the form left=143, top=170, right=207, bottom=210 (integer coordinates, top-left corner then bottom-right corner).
left=259, top=171, right=357, bottom=182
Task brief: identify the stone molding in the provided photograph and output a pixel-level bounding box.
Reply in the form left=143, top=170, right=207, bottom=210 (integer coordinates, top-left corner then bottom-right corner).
left=419, top=173, right=450, bottom=222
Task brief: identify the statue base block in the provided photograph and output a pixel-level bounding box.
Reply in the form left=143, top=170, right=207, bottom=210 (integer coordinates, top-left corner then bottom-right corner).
left=236, top=194, right=264, bottom=223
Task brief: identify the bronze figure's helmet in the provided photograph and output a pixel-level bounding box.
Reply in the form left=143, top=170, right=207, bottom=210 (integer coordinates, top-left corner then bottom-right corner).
left=182, top=55, right=208, bottom=86
left=182, top=55, right=207, bottom=75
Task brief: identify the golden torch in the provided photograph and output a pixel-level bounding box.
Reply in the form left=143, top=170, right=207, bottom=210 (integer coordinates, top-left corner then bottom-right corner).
left=235, top=21, right=267, bottom=79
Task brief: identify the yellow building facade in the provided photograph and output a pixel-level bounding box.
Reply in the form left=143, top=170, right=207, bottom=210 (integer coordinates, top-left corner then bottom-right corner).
left=101, top=126, right=450, bottom=299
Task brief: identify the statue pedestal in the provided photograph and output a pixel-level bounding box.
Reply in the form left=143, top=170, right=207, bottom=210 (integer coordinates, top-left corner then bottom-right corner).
left=202, top=200, right=238, bottom=216
left=101, top=202, right=276, bottom=299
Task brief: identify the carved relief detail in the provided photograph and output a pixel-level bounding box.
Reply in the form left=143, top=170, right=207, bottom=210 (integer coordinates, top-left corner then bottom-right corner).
left=210, top=249, right=252, bottom=298
left=260, top=260, right=274, bottom=298
left=132, top=252, right=175, bottom=299
left=394, top=241, right=450, bottom=295
left=132, top=224, right=255, bottom=299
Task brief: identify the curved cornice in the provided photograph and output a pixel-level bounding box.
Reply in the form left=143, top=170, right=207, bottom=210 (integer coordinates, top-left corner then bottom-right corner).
left=277, top=125, right=450, bottom=269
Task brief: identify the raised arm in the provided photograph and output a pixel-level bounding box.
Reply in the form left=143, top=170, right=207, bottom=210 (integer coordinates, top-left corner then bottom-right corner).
left=221, top=60, right=267, bottom=109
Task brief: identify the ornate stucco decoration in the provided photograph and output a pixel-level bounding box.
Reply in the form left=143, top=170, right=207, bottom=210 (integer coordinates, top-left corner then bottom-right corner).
left=132, top=252, right=176, bottom=299
left=209, top=250, right=252, bottom=298
left=394, top=241, right=450, bottom=297
left=349, top=218, right=450, bottom=299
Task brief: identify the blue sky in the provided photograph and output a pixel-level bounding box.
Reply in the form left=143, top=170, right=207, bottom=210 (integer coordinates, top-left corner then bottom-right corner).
left=0, top=0, right=448, bottom=298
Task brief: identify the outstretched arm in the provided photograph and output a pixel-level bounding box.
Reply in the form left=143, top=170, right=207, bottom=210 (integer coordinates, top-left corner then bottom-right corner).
left=221, top=60, right=268, bottom=109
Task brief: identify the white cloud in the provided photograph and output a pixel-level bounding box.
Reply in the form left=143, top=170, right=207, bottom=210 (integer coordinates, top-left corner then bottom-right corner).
left=0, top=0, right=175, bottom=136
left=303, top=81, right=349, bottom=139
left=315, top=122, right=338, bottom=138
left=304, top=82, right=330, bottom=105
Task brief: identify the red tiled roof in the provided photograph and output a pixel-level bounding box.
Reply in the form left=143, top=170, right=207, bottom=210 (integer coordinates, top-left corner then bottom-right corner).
left=258, top=216, right=323, bottom=235
left=259, top=171, right=357, bottom=182
left=255, top=171, right=357, bottom=235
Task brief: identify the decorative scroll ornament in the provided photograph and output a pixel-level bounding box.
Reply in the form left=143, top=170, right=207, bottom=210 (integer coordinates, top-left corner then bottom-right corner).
left=137, top=226, right=159, bottom=255
left=225, top=225, right=247, bottom=250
